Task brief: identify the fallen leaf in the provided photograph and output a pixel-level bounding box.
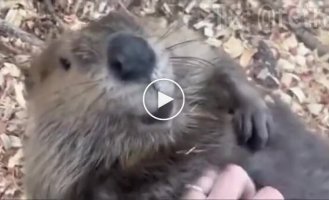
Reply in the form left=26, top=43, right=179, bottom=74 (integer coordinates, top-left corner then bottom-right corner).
left=277, top=59, right=296, bottom=71
left=295, top=55, right=306, bottom=66
left=289, top=87, right=306, bottom=103
left=8, top=135, right=22, bottom=148
left=282, top=34, right=298, bottom=51
left=7, top=124, right=18, bottom=133
left=257, top=68, right=270, bottom=80
left=0, top=120, right=6, bottom=134
left=14, top=81, right=26, bottom=108
left=1, top=62, right=21, bottom=78
left=281, top=72, right=300, bottom=87
left=193, top=20, right=211, bottom=29
left=316, top=77, right=329, bottom=90
left=185, top=0, right=197, bottom=13
left=8, top=149, right=24, bottom=168
left=240, top=48, right=257, bottom=68
left=223, top=36, right=244, bottom=58
left=318, top=29, right=329, bottom=46
left=4, top=8, right=23, bottom=27
left=0, top=72, right=4, bottom=88
left=205, top=38, right=222, bottom=47
left=307, top=103, right=324, bottom=116
left=297, top=43, right=310, bottom=56
left=204, top=27, right=214, bottom=37
left=0, top=134, right=12, bottom=150
left=0, top=134, right=22, bottom=150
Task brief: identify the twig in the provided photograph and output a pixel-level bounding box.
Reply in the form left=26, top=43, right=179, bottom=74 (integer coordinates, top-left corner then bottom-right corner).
left=290, top=25, right=329, bottom=58
left=254, top=0, right=329, bottom=59
left=44, top=0, right=68, bottom=32
left=0, top=18, right=44, bottom=47
left=0, top=41, right=24, bottom=55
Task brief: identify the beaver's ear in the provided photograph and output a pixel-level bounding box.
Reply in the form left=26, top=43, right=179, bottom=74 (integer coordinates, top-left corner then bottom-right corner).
left=23, top=41, right=58, bottom=92
left=23, top=57, right=38, bottom=94
left=23, top=53, right=43, bottom=93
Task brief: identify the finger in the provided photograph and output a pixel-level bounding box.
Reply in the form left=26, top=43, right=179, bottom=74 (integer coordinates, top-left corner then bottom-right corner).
left=182, top=169, right=218, bottom=200
left=182, top=188, right=207, bottom=200
left=207, top=165, right=256, bottom=200
left=253, top=186, right=284, bottom=200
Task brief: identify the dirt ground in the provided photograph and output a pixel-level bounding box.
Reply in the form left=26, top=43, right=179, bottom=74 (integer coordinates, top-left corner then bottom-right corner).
left=0, top=0, right=328, bottom=199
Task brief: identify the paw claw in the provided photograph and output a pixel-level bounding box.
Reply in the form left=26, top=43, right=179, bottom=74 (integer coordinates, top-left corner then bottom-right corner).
left=233, top=102, right=273, bottom=151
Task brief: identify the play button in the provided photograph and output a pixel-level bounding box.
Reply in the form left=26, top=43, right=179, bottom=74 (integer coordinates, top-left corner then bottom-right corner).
left=158, top=91, right=174, bottom=109
left=143, top=78, right=185, bottom=121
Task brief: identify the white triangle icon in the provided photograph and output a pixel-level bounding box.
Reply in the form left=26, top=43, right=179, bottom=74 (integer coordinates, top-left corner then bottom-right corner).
left=157, top=91, right=174, bottom=109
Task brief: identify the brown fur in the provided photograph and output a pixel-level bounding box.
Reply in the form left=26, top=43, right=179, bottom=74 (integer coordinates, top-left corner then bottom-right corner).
left=21, top=12, right=297, bottom=200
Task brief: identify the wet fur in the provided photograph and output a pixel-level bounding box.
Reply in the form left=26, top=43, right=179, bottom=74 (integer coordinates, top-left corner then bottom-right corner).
left=22, top=12, right=329, bottom=199
left=243, top=98, right=329, bottom=199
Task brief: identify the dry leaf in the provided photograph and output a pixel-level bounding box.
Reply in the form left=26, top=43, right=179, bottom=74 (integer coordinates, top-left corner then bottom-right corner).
left=204, top=27, right=214, bottom=37
left=282, top=34, right=298, bottom=51
left=193, top=20, right=210, bottom=29
left=281, top=72, right=300, bottom=87
left=8, top=149, right=23, bottom=168
left=7, top=124, right=18, bottom=133
left=295, top=55, right=306, bottom=66
left=185, top=0, right=197, bottom=13
left=257, top=68, right=270, bottom=80
left=223, top=36, right=244, bottom=58
left=318, top=30, right=329, bottom=46
left=1, top=62, right=21, bottom=78
left=0, top=72, right=4, bottom=88
left=0, top=134, right=12, bottom=150
left=297, top=43, right=310, bottom=56
left=307, top=103, right=324, bottom=116
left=0, top=121, right=6, bottom=135
left=5, top=8, right=23, bottom=27
left=205, top=38, right=222, bottom=47
left=0, top=134, right=22, bottom=150
left=316, top=77, right=329, bottom=90
left=277, top=59, right=295, bottom=71
left=8, top=135, right=22, bottom=148
left=289, top=87, right=306, bottom=103
left=240, top=48, right=257, bottom=68
left=14, top=81, right=26, bottom=108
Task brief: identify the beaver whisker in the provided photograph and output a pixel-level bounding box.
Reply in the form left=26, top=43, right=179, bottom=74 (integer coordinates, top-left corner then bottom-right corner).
left=62, top=79, right=106, bottom=91
left=170, top=60, right=208, bottom=69
left=156, top=20, right=185, bottom=44
left=166, top=39, right=201, bottom=50
left=170, top=56, right=215, bottom=68
left=85, top=89, right=106, bottom=114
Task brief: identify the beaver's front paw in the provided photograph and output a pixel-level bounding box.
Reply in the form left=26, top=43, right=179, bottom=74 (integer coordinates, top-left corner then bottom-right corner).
left=233, top=99, right=273, bottom=151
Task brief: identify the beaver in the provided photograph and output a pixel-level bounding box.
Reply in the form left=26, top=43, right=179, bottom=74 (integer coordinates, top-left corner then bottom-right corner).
left=22, top=11, right=329, bottom=199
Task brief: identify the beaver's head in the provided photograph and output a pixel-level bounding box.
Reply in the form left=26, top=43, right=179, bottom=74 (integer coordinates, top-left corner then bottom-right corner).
left=25, top=12, right=179, bottom=124
left=23, top=11, right=218, bottom=171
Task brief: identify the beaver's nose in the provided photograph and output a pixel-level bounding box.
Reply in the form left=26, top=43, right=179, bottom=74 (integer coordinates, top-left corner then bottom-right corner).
left=107, top=33, right=156, bottom=81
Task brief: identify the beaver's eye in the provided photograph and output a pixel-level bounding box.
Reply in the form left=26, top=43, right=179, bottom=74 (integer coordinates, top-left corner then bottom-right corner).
left=59, top=58, right=71, bottom=71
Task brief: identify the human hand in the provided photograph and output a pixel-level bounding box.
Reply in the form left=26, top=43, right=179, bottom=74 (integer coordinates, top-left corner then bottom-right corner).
left=182, top=164, right=284, bottom=200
